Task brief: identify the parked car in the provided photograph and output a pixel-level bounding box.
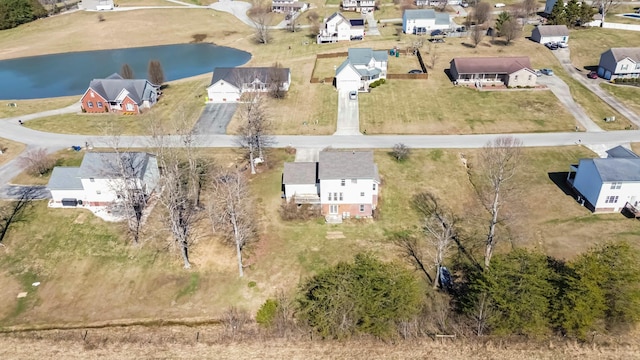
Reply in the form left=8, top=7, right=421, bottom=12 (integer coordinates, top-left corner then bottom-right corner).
left=430, top=29, right=445, bottom=36
left=461, top=2, right=469, bottom=7
left=545, top=42, right=558, bottom=50
left=588, top=71, right=598, bottom=79
left=349, top=91, right=358, bottom=100
left=456, top=26, right=466, bottom=32
left=557, top=42, right=568, bottom=48
left=535, top=69, right=543, bottom=77
left=541, top=68, right=554, bottom=76
left=408, top=69, right=423, bottom=74
left=351, top=35, right=363, bottom=41
left=429, top=38, right=445, bottom=43
left=494, top=3, right=505, bottom=7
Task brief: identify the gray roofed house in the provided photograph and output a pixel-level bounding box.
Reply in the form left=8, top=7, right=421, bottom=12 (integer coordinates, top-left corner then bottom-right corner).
left=606, top=145, right=640, bottom=159
left=81, top=73, right=159, bottom=114
left=569, top=146, right=640, bottom=213
left=597, top=48, right=640, bottom=80
left=47, top=152, right=160, bottom=209
left=206, top=67, right=292, bottom=103
left=319, top=150, right=378, bottom=180
left=402, top=9, right=452, bottom=34
left=335, top=48, right=388, bottom=92
left=449, top=56, right=537, bottom=87
left=530, top=25, right=569, bottom=44
left=47, top=167, right=83, bottom=191
left=317, top=12, right=366, bottom=44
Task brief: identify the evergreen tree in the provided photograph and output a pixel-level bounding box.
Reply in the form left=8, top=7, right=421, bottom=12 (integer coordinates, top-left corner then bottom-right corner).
left=495, top=11, right=512, bottom=36
left=565, top=0, right=581, bottom=27
left=548, top=0, right=567, bottom=25
left=577, top=3, right=597, bottom=26
left=0, top=0, right=47, bottom=30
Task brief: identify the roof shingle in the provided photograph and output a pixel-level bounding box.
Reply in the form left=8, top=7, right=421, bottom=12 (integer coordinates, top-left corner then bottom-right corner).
left=451, top=56, right=533, bottom=75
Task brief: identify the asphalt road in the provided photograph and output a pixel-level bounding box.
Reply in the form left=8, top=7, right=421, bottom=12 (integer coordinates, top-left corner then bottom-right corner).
left=191, top=103, right=237, bottom=135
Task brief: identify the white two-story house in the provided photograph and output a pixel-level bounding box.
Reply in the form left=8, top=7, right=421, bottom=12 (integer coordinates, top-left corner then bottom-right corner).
left=597, top=48, right=640, bottom=81
left=317, top=12, right=366, bottom=44
left=282, top=150, right=380, bottom=222
left=402, top=9, right=452, bottom=35
left=568, top=146, right=640, bottom=213
left=335, top=48, right=388, bottom=92
left=47, top=152, right=160, bottom=208
left=342, top=0, right=375, bottom=12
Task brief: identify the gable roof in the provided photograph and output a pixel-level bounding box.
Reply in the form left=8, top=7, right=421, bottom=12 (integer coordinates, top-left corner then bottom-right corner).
left=347, top=48, right=388, bottom=65
left=587, top=158, right=640, bottom=182
left=606, top=145, right=639, bottom=159
left=318, top=151, right=379, bottom=180
left=450, top=56, right=533, bottom=75
left=608, top=48, right=640, bottom=63
left=533, top=25, right=569, bottom=37
left=47, top=167, right=83, bottom=191
left=403, top=9, right=450, bottom=25
left=210, top=67, right=291, bottom=88
left=77, top=152, right=151, bottom=179
left=283, top=162, right=318, bottom=184
left=88, top=74, right=155, bottom=104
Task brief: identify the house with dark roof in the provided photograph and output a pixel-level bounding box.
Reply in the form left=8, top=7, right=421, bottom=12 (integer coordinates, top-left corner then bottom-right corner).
left=80, top=73, right=159, bottom=114
left=206, top=67, right=291, bottom=103
left=47, top=152, right=160, bottom=208
left=449, top=56, right=537, bottom=87
left=402, top=9, right=452, bottom=35
left=335, top=48, right=388, bottom=92
left=568, top=146, right=640, bottom=213
left=282, top=150, right=381, bottom=222
left=317, top=12, right=365, bottom=44
left=597, top=48, right=640, bottom=81
left=530, top=25, right=569, bottom=44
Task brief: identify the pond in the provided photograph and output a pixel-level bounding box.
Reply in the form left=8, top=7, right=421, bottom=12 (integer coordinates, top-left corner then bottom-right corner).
left=0, top=43, right=251, bottom=100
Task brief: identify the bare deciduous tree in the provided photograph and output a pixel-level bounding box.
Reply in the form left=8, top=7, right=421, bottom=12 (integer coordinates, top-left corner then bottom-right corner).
left=147, top=59, right=165, bottom=86
left=471, top=25, right=484, bottom=47
left=478, top=136, right=522, bottom=269
left=593, top=0, right=621, bottom=23
left=413, top=192, right=457, bottom=289
left=268, top=62, right=288, bottom=99
left=251, top=6, right=272, bottom=44
left=501, top=18, right=521, bottom=44
left=208, top=169, right=257, bottom=277
left=474, top=2, right=492, bottom=24
left=522, top=0, right=538, bottom=23
left=19, top=148, right=55, bottom=177
left=392, top=143, right=410, bottom=161
left=120, top=63, right=135, bottom=79
left=236, top=94, right=274, bottom=174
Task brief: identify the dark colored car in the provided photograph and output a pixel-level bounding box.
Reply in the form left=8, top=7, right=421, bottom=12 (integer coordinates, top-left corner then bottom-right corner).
left=408, top=69, right=423, bottom=74
left=429, top=38, right=445, bottom=43
left=430, top=29, right=445, bottom=36
left=588, top=71, right=598, bottom=79
left=545, top=42, right=558, bottom=50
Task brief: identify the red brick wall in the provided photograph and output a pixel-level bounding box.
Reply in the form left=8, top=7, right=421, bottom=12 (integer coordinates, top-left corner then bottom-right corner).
left=120, top=96, right=140, bottom=114
left=321, top=203, right=373, bottom=217
left=81, top=89, right=109, bottom=113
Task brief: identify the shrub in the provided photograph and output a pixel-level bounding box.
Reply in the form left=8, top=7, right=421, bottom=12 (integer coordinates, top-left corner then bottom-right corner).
left=256, top=298, right=279, bottom=328
left=391, top=143, right=410, bottom=162
left=18, top=148, right=56, bottom=177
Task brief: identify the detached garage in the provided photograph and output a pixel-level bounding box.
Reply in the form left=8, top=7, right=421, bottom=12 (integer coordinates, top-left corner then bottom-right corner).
left=531, top=25, right=569, bottom=44
left=47, top=167, right=85, bottom=206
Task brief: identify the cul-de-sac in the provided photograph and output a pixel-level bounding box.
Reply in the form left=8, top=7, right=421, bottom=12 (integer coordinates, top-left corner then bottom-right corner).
left=1, top=0, right=640, bottom=357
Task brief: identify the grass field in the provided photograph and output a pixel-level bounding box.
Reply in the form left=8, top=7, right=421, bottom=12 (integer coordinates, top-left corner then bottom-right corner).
left=600, top=83, right=640, bottom=116
left=0, top=138, right=26, bottom=167
left=568, top=27, right=640, bottom=71
left=2, top=146, right=639, bottom=328
left=24, top=76, right=210, bottom=135
left=0, top=96, right=78, bottom=119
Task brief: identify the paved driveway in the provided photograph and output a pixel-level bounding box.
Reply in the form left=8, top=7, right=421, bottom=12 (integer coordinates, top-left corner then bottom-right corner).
left=192, top=103, right=237, bottom=135
left=552, top=48, right=640, bottom=128
left=536, top=75, right=603, bottom=132
left=334, top=90, right=361, bottom=136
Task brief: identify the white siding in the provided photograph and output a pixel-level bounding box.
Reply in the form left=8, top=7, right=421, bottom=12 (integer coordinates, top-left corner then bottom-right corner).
left=615, top=58, right=639, bottom=76
left=80, top=178, right=119, bottom=203
left=320, top=178, right=376, bottom=205
left=50, top=189, right=86, bottom=203
left=336, top=65, right=361, bottom=92
left=207, top=81, right=241, bottom=103
left=403, top=17, right=450, bottom=34
left=538, top=35, right=569, bottom=44
left=593, top=181, right=640, bottom=211
left=285, top=184, right=319, bottom=201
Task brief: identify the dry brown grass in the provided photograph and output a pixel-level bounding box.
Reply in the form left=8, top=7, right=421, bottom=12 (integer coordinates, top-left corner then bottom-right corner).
left=10, top=148, right=85, bottom=185
left=568, top=27, right=640, bottom=71
left=0, top=96, right=78, bottom=118
left=1, top=326, right=640, bottom=360
left=0, top=138, right=26, bottom=167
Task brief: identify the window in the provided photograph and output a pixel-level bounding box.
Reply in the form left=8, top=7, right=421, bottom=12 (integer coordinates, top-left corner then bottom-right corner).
left=338, top=192, right=343, bottom=201
left=359, top=204, right=365, bottom=212
left=90, top=178, right=95, bottom=182
left=327, top=192, right=331, bottom=201
left=126, top=103, right=134, bottom=111
left=360, top=192, right=365, bottom=197
left=373, top=184, right=376, bottom=191
left=97, top=102, right=103, bottom=108
left=351, top=179, right=357, bottom=184
left=333, top=192, right=337, bottom=201
left=610, top=182, right=622, bottom=190
left=514, top=75, right=518, bottom=81
left=528, top=75, right=532, bottom=81
left=341, top=179, right=346, bottom=186
left=90, top=91, right=95, bottom=98
left=636, top=64, right=640, bottom=70
left=621, top=64, right=628, bottom=70
left=87, top=101, right=93, bottom=108
left=605, top=196, right=619, bottom=204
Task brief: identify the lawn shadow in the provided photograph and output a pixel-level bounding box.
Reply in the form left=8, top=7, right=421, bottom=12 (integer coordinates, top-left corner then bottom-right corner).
left=548, top=172, right=597, bottom=212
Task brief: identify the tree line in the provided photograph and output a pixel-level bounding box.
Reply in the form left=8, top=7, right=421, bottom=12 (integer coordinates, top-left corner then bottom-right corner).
left=0, top=0, right=47, bottom=30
